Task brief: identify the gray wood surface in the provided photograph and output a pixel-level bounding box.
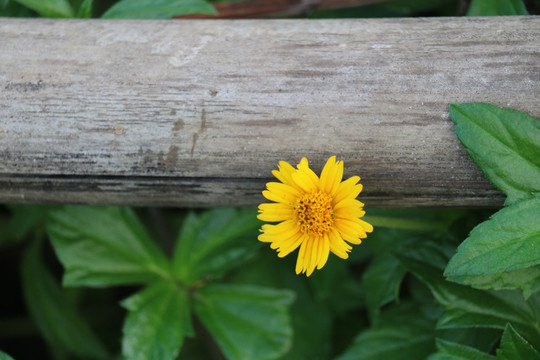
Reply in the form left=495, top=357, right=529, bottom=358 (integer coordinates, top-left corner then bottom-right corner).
left=1, top=17, right=539, bottom=207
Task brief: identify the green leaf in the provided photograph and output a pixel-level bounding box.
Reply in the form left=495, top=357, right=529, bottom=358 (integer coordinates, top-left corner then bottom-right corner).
left=0, top=205, right=48, bottom=246
left=121, top=281, right=193, bottom=360
left=447, top=266, right=540, bottom=300
left=363, top=254, right=406, bottom=316
left=21, top=239, right=109, bottom=359
left=194, top=284, right=294, bottom=360
left=0, top=350, right=16, bottom=360
left=467, top=0, right=528, bottom=16
left=101, top=0, right=216, bottom=19
left=12, top=0, right=73, bottom=17
left=397, top=254, right=540, bottom=349
left=497, top=323, right=540, bottom=360
left=173, top=208, right=260, bottom=285
left=47, top=206, right=170, bottom=287
left=310, top=0, right=456, bottom=18
left=336, top=302, right=436, bottom=360
left=309, top=255, right=365, bottom=315
left=449, top=103, right=540, bottom=204
left=445, top=198, right=540, bottom=298
left=428, top=338, right=495, bottom=360
left=436, top=327, right=502, bottom=354
left=76, top=0, right=92, bottom=17
left=396, top=235, right=455, bottom=271
left=363, top=209, right=463, bottom=232
left=227, top=253, right=334, bottom=360
left=0, top=0, right=34, bottom=17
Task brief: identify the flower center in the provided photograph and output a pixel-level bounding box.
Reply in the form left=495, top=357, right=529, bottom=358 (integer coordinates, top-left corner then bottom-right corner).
left=294, top=190, right=334, bottom=236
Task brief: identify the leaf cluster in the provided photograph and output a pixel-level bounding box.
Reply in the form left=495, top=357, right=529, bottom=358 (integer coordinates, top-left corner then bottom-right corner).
left=16, top=207, right=294, bottom=360
left=6, top=204, right=369, bottom=359
left=1, top=0, right=536, bottom=19
left=0, top=0, right=215, bottom=18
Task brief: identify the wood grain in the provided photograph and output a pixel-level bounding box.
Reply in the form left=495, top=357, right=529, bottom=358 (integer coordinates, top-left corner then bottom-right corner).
left=1, top=17, right=539, bottom=207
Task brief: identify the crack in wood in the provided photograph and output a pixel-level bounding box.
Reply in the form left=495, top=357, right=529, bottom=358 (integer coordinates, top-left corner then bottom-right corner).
left=190, top=108, right=207, bottom=158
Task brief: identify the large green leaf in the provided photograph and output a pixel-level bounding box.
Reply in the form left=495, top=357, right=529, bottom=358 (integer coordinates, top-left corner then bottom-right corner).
left=0, top=351, right=15, bottom=360
left=363, top=253, right=406, bottom=316
left=21, top=239, right=109, bottom=359
left=13, top=0, right=73, bottom=17
left=397, top=255, right=540, bottom=349
left=0, top=0, right=35, bottom=17
left=76, top=0, right=92, bottom=18
left=173, top=208, right=260, bottom=285
left=467, top=0, right=528, bottom=16
left=101, top=0, right=215, bottom=19
left=121, top=281, right=193, bottom=360
left=227, top=253, right=334, bottom=360
left=445, top=267, right=540, bottom=300
left=335, top=302, right=436, bottom=360
left=449, top=103, right=540, bottom=204
left=427, top=339, right=495, bottom=360
left=310, top=0, right=456, bottom=18
left=0, top=205, right=48, bottom=247
left=497, top=323, right=540, bottom=360
left=47, top=206, right=170, bottom=287
left=445, top=198, right=540, bottom=298
left=363, top=209, right=464, bottom=233
left=194, top=284, right=294, bottom=360
left=309, top=255, right=365, bottom=316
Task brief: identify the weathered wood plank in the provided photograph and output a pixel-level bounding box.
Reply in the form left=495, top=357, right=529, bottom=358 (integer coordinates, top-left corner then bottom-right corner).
left=1, top=17, right=539, bottom=207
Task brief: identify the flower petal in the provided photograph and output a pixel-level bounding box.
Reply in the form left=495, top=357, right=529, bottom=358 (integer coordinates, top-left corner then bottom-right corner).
left=317, top=235, right=330, bottom=269
left=328, top=228, right=351, bottom=259
left=334, top=218, right=366, bottom=245
left=262, top=190, right=286, bottom=204
left=297, top=157, right=320, bottom=184
left=334, top=198, right=365, bottom=219
left=258, top=220, right=298, bottom=243
left=344, top=217, right=373, bottom=234
left=265, top=182, right=301, bottom=204
left=292, top=169, right=318, bottom=193
left=257, top=203, right=294, bottom=222
left=306, top=237, right=318, bottom=277
left=277, top=233, right=306, bottom=258
left=295, top=239, right=309, bottom=274
left=320, top=156, right=344, bottom=195
left=333, top=176, right=362, bottom=205
left=272, top=161, right=303, bottom=191
left=357, top=218, right=374, bottom=233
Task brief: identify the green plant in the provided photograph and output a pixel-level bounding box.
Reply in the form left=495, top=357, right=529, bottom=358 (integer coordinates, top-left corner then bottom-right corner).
left=1, top=0, right=215, bottom=18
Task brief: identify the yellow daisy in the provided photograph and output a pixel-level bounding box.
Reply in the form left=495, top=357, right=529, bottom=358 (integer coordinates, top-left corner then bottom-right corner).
left=257, top=156, right=373, bottom=276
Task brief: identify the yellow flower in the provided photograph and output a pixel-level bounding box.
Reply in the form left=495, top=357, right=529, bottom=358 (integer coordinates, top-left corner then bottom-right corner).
left=257, top=156, right=373, bottom=276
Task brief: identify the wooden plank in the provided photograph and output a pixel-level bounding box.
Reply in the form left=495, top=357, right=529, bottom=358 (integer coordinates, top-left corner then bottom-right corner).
left=1, top=17, right=539, bottom=207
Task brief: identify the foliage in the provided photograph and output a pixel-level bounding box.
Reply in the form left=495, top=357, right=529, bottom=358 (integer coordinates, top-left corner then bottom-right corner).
left=21, top=238, right=109, bottom=359
left=467, top=0, right=528, bottom=16
left=101, top=0, right=215, bottom=19
left=3, top=0, right=216, bottom=18
left=10, top=0, right=74, bottom=17
left=497, top=323, right=540, bottom=360
left=449, top=103, right=540, bottom=205
left=446, top=103, right=540, bottom=298
left=2, top=0, right=537, bottom=18
left=46, top=206, right=293, bottom=360
left=0, top=351, right=15, bottom=360
left=1, top=0, right=539, bottom=359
